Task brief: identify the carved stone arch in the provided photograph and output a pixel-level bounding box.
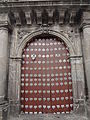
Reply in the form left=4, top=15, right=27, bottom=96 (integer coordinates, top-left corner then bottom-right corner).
left=16, top=29, right=75, bottom=58
left=42, top=9, right=48, bottom=25
left=10, top=29, right=80, bottom=114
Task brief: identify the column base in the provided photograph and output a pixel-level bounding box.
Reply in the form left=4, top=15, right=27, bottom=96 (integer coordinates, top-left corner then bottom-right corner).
left=86, top=100, right=90, bottom=119
left=0, top=101, right=9, bottom=120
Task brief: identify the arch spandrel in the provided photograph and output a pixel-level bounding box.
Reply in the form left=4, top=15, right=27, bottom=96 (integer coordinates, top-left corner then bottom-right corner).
left=16, top=29, right=76, bottom=58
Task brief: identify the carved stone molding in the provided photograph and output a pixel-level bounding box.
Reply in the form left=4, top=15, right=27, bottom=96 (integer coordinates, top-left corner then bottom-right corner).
left=17, top=29, right=31, bottom=45
left=3, top=8, right=80, bottom=26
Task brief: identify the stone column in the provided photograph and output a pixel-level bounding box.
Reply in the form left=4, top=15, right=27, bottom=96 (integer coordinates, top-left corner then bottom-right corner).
left=82, top=24, right=90, bottom=120
left=0, top=27, right=9, bottom=101
left=0, top=13, right=10, bottom=120
left=82, top=12, right=90, bottom=100
left=0, top=13, right=10, bottom=102
left=82, top=12, right=90, bottom=119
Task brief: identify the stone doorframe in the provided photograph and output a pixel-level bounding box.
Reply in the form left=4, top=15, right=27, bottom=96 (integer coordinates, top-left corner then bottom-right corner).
left=8, top=28, right=85, bottom=115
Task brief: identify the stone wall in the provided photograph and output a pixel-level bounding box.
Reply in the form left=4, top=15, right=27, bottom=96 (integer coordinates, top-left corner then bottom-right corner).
left=0, top=0, right=90, bottom=119
left=7, top=24, right=85, bottom=115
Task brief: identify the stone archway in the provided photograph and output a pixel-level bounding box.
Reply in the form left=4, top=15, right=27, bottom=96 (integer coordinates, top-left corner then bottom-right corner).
left=20, top=34, right=73, bottom=114
left=9, top=29, right=84, bottom=115
left=16, top=29, right=75, bottom=58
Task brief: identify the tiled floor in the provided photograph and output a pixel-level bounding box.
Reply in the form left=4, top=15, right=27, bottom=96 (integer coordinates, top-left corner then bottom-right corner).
left=9, top=113, right=88, bottom=120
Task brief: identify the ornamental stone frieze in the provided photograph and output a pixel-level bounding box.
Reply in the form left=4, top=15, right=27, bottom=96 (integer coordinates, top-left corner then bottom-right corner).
left=8, top=9, right=82, bottom=26
left=0, top=1, right=85, bottom=27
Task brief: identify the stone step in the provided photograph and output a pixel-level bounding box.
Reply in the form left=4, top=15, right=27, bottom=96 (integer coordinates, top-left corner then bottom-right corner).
left=9, top=114, right=88, bottom=120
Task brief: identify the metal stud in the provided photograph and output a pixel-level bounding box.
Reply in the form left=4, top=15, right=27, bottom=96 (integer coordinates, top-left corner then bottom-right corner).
left=50, top=54, right=53, bottom=57
left=29, top=98, right=33, bottom=101
left=38, top=105, right=42, bottom=108
left=52, top=106, right=55, bottom=109
left=43, top=98, right=46, bottom=101
left=61, top=97, right=64, bottom=101
left=22, top=54, right=25, bottom=58
left=21, top=78, right=24, bottom=81
left=34, top=98, right=37, bottom=101
left=60, top=78, right=63, bottom=81
left=70, top=104, right=73, bottom=107
left=56, top=90, right=59, bottom=93
left=57, top=105, right=60, bottom=108
left=47, top=98, right=50, bottom=101
left=25, top=105, right=28, bottom=109
left=21, top=105, right=24, bottom=108
left=21, top=83, right=24, bottom=86
left=43, top=83, right=46, bottom=86
left=25, top=83, right=29, bottom=86
left=21, top=67, right=24, bottom=70
left=51, top=90, right=55, bottom=94
left=26, top=67, right=29, bottom=70
left=69, top=82, right=72, bottom=85
left=47, top=106, right=50, bottom=109
left=34, top=90, right=37, bottom=93
left=60, top=90, right=64, bottom=93
left=43, top=90, right=46, bottom=93
left=66, top=104, right=69, bottom=108
left=65, top=89, right=68, bottom=93
left=21, top=90, right=24, bottom=93
left=64, top=82, right=67, bottom=85
left=47, top=83, right=50, bottom=86
left=47, top=90, right=50, bottom=93
left=43, top=105, right=46, bottom=108
left=56, top=97, right=59, bottom=101
left=60, top=82, right=63, bottom=86
left=30, top=83, right=33, bottom=86
left=38, top=90, right=41, bottom=93
left=61, top=105, right=64, bottom=108
left=29, top=105, right=33, bottom=109
left=51, top=83, right=54, bottom=86
left=70, top=96, right=73, bottom=100
left=26, top=54, right=29, bottom=58
left=69, top=89, right=72, bottom=92
left=56, top=83, right=59, bottom=86
left=34, top=112, right=37, bottom=114
left=25, top=90, right=28, bottom=93
left=65, top=97, right=69, bottom=100
left=21, top=74, right=24, bottom=77
left=21, top=97, right=24, bottom=101
left=38, top=83, right=41, bottom=86
left=51, top=78, right=54, bottom=82
left=34, top=106, right=37, bottom=109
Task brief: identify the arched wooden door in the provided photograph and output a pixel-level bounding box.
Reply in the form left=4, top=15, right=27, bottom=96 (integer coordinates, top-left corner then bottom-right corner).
left=20, top=35, right=73, bottom=114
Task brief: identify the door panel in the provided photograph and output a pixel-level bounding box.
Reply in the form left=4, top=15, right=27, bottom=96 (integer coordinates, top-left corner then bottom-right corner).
left=21, top=35, right=73, bottom=114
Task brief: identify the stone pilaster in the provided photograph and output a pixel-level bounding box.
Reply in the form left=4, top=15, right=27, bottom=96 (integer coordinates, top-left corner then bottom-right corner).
left=0, top=13, right=11, bottom=120
left=82, top=12, right=90, bottom=99
left=82, top=11, right=90, bottom=119
left=0, top=27, right=9, bottom=101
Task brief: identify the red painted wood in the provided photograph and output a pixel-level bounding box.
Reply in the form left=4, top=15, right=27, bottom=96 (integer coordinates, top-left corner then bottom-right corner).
left=21, top=35, right=73, bottom=114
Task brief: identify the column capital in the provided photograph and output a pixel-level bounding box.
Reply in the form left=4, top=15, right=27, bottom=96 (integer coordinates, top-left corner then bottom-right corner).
left=81, top=11, right=90, bottom=29
left=0, top=13, right=12, bottom=31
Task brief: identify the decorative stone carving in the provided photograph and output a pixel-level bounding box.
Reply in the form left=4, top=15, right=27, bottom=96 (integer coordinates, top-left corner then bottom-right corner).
left=17, top=29, right=30, bottom=44
left=25, top=11, right=31, bottom=25
left=14, top=12, right=21, bottom=25
left=70, top=11, right=76, bottom=24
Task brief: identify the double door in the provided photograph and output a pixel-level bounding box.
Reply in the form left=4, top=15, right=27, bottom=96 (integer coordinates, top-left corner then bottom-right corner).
left=21, top=36, right=73, bottom=114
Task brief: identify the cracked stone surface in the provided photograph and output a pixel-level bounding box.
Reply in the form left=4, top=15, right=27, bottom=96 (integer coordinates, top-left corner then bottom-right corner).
left=9, top=113, right=88, bottom=120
